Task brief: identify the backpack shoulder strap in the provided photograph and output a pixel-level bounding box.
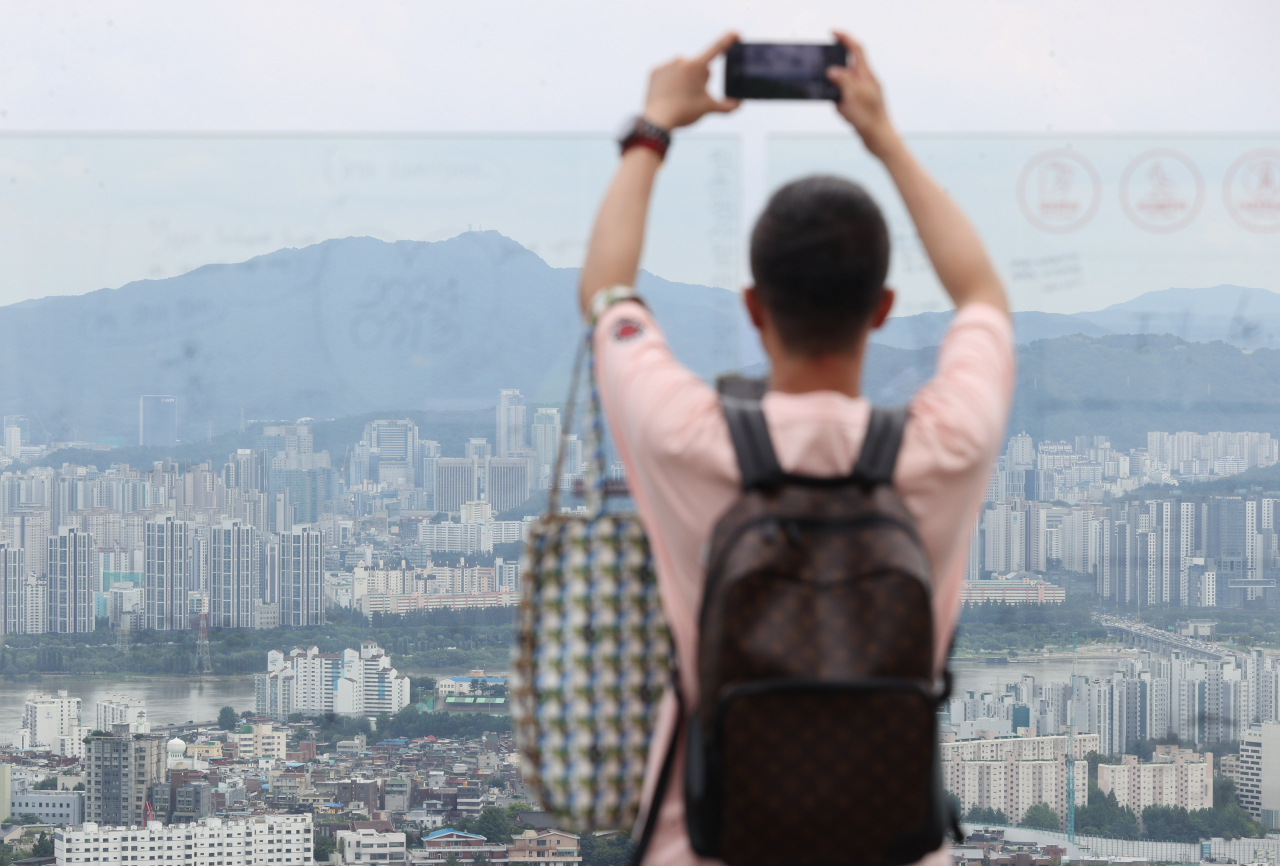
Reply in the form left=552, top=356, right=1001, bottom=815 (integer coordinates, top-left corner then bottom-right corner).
left=718, top=379, right=783, bottom=492
left=852, top=405, right=909, bottom=486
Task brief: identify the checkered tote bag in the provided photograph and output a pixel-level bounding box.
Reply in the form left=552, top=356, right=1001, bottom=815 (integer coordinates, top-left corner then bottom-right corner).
left=511, top=330, right=673, bottom=832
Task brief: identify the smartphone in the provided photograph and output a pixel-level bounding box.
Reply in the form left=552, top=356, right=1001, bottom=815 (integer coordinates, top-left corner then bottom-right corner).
left=724, top=42, right=848, bottom=100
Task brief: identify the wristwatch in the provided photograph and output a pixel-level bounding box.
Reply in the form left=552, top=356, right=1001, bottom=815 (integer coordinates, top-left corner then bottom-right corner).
left=617, top=115, right=671, bottom=160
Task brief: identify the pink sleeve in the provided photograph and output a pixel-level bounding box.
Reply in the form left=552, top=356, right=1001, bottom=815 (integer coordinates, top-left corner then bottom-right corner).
left=894, top=302, right=1015, bottom=674
left=591, top=299, right=739, bottom=662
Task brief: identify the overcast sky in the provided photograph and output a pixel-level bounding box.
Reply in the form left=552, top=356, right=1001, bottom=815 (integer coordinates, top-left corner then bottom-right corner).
left=1, top=1, right=1277, bottom=313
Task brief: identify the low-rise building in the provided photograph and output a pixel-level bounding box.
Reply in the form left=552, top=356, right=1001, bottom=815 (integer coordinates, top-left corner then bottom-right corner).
left=9, top=789, right=83, bottom=825
left=507, top=830, right=581, bottom=866
left=336, top=827, right=406, bottom=866
left=53, top=814, right=313, bottom=866
left=235, top=724, right=287, bottom=761
left=1098, top=750, right=1213, bottom=814
left=414, top=829, right=508, bottom=865
left=940, top=733, right=1101, bottom=762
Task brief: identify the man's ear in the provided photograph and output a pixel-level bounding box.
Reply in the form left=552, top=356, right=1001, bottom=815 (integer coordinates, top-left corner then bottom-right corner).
left=743, top=286, right=766, bottom=331
left=869, top=287, right=895, bottom=329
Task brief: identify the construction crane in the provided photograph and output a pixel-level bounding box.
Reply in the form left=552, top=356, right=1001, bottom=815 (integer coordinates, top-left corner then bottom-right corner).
left=1066, top=630, right=1078, bottom=843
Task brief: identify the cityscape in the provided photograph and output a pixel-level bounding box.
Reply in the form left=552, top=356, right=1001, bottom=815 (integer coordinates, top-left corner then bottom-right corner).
left=0, top=4, right=1277, bottom=863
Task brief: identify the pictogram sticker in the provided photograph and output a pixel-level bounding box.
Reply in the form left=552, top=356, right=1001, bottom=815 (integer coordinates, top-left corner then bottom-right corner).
left=1222, top=149, right=1280, bottom=233
left=1016, top=149, right=1103, bottom=234
left=1119, top=149, right=1205, bottom=234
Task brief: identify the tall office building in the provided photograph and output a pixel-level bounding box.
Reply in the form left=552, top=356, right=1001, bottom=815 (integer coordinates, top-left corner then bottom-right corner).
left=3, top=415, right=28, bottom=458
left=210, top=519, right=258, bottom=629
left=145, top=514, right=190, bottom=631
left=420, top=440, right=442, bottom=509
left=435, top=458, right=479, bottom=514
left=139, top=395, right=177, bottom=447
left=0, top=543, right=23, bottom=635
left=281, top=525, right=323, bottom=627
left=487, top=458, right=532, bottom=513
left=497, top=389, right=525, bottom=457
left=365, top=419, right=419, bottom=486
left=48, top=526, right=94, bottom=634
left=84, top=729, right=166, bottom=826
left=531, top=408, right=561, bottom=483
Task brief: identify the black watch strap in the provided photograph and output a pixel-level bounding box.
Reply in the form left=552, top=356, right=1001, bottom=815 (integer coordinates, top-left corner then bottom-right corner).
left=618, top=115, right=671, bottom=159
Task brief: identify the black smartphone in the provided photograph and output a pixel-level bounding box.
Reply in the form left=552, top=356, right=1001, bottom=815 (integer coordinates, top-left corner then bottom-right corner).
left=724, top=42, right=847, bottom=100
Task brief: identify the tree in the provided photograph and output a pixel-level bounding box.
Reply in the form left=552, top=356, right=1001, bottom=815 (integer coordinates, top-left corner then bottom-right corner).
left=443, top=855, right=460, bottom=866
left=581, top=833, right=633, bottom=866
left=964, top=806, right=1008, bottom=825
left=313, top=836, right=335, bottom=863
left=1020, top=803, right=1059, bottom=831
left=72, top=782, right=85, bottom=791
left=32, top=777, right=58, bottom=791
left=472, top=855, right=491, bottom=866
left=32, top=833, right=53, bottom=857
left=217, top=706, right=239, bottom=730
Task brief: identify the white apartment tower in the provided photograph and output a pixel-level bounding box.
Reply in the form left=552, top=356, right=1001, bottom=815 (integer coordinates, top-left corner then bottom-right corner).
left=146, top=514, right=190, bottom=631
left=210, top=519, right=257, bottom=629
left=0, top=542, right=23, bottom=635
left=497, top=389, right=526, bottom=457
left=48, top=525, right=94, bottom=634
left=281, top=524, right=323, bottom=627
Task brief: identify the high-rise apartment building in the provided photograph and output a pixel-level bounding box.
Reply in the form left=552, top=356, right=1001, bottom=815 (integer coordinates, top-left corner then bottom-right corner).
left=145, top=515, right=189, bottom=631
left=4, top=508, right=49, bottom=579
left=0, top=542, right=23, bottom=635
left=210, top=519, right=257, bottom=629
left=496, top=389, right=525, bottom=457
left=95, top=694, right=149, bottom=733
left=281, top=524, right=323, bottom=627
left=48, top=525, right=94, bottom=634
left=258, top=642, right=406, bottom=719
left=84, top=729, right=167, bottom=826
left=138, top=395, right=177, bottom=447
left=22, top=576, right=46, bottom=634
left=1237, top=723, right=1280, bottom=828
left=335, top=640, right=411, bottom=716
left=20, top=690, right=83, bottom=751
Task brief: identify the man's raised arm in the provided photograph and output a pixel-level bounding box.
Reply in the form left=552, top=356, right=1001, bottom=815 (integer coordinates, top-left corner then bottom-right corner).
left=827, top=32, right=1009, bottom=315
left=577, top=33, right=740, bottom=319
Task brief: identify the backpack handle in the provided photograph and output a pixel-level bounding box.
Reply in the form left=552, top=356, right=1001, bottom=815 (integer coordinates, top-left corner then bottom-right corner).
left=718, top=377, right=909, bottom=491
left=547, top=329, right=610, bottom=518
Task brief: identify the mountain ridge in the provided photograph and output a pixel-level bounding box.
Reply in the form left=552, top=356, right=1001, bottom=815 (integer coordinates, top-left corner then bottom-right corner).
left=3, top=233, right=1276, bottom=451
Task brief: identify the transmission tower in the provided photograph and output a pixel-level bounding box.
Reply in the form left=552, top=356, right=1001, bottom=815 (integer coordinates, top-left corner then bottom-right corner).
left=115, top=623, right=131, bottom=654
left=195, top=610, right=213, bottom=674
left=1067, top=631, right=1078, bottom=843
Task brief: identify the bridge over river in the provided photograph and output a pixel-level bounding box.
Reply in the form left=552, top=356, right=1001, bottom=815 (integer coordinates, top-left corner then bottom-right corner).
left=1098, top=615, right=1229, bottom=661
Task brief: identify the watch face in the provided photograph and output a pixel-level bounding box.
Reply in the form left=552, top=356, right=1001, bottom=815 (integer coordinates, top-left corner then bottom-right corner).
left=616, top=115, right=642, bottom=143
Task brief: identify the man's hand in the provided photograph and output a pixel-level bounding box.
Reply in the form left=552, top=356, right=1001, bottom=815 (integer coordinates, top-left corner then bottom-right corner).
left=826, top=31, right=899, bottom=159
left=643, top=32, right=741, bottom=130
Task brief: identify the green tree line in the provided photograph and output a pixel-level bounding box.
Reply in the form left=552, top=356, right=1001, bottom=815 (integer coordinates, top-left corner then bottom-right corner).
left=954, top=597, right=1107, bottom=655
left=0, top=606, right=515, bottom=679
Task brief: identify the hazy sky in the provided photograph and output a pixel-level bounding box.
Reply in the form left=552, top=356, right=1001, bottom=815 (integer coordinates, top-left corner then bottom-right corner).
left=1, top=1, right=1277, bottom=313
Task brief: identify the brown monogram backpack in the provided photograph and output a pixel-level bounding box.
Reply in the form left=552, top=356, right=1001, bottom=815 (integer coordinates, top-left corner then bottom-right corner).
left=679, top=377, right=958, bottom=866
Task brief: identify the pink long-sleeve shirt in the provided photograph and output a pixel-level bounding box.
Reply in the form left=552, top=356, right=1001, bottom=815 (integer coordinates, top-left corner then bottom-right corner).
left=593, top=297, right=1015, bottom=866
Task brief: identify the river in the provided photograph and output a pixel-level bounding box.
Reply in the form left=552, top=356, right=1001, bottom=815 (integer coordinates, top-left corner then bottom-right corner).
left=1, top=676, right=257, bottom=745
left=2, top=650, right=1139, bottom=747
